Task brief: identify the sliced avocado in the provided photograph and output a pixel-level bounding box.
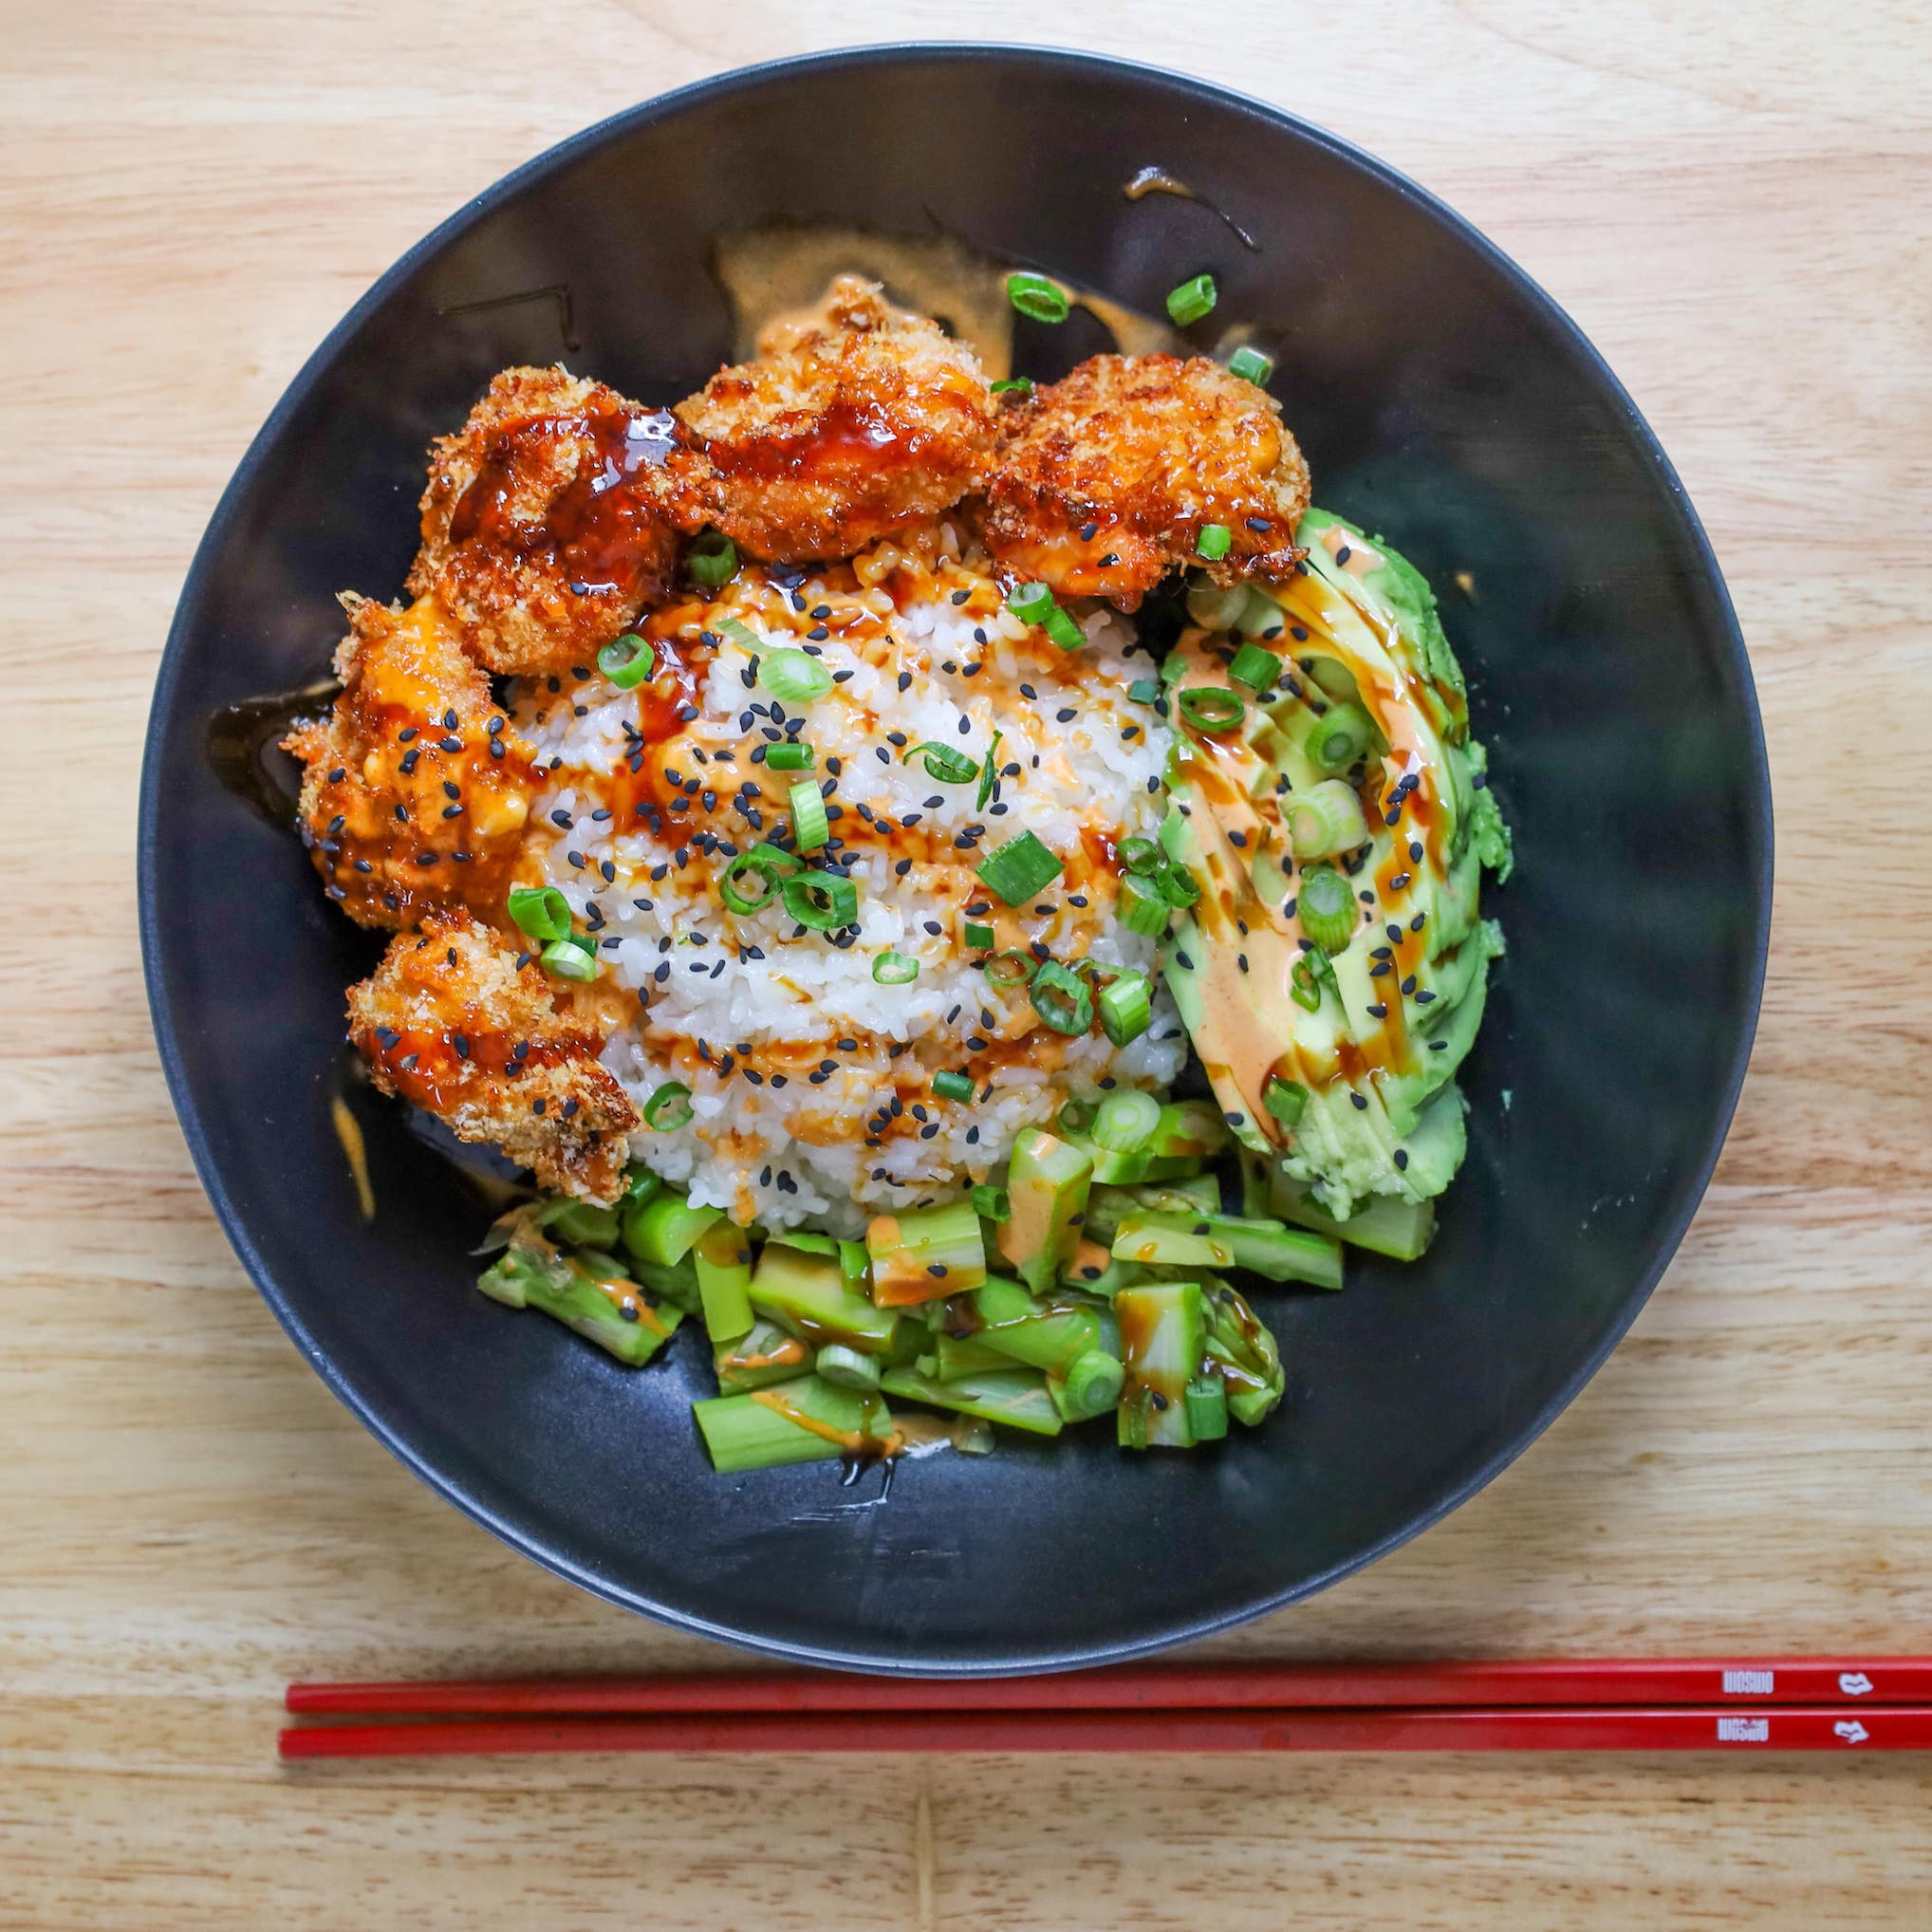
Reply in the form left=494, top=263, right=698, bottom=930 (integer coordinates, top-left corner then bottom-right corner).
left=995, top=1128, right=1094, bottom=1294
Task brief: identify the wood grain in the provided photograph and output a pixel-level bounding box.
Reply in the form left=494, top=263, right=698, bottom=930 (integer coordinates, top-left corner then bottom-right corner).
left=4, top=2, right=1931, bottom=1925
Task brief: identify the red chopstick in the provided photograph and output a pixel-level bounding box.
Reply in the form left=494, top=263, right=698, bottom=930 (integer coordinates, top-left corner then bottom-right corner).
left=286, top=1656, right=1927, bottom=1718
left=279, top=1703, right=1932, bottom=1758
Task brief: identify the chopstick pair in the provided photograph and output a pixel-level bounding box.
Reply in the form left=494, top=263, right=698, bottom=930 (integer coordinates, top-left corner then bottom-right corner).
left=281, top=1658, right=1932, bottom=1758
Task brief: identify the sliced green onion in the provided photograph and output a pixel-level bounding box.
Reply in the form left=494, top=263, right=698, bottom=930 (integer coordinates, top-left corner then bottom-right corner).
left=985, top=948, right=1036, bottom=989
left=813, top=1343, right=882, bottom=1392
left=789, top=779, right=829, bottom=851
left=1043, top=606, right=1087, bottom=651
left=1028, top=959, right=1093, bottom=1036
left=1098, top=969, right=1152, bottom=1047
left=598, top=633, right=656, bottom=689
left=903, top=740, right=979, bottom=784
left=1264, top=1075, right=1309, bottom=1127
left=1057, top=1098, right=1098, bottom=1136
left=1197, top=522, right=1232, bottom=562
left=872, top=950, right=919, bottom=985
left=760, top=649, right=833, bottom=705
left=1227, top=344, right=1274, bottom=384
left=990, top=377, right=1034, bottom=396
left=781, top=870, right=858, bottom=932
left=1007, top=272, right=1069, bottom=323
left=687, top=531, right=738, bottom=589
left=1229, top=641, right=1280, bottom=692
left=1128, top=678, right=1161, bottom=705
left=1291, top=953, right=1324, bottom=1012
left=972, top=1184, right=1012, bottom=1222
left=1288, top=778, right=1369, bottom=859
left=976, top=730, right=1002, bottom=810
left=1178, top=686, right=1246, bottom=732
left=1056, top=1348, right=1126, bottom=1423
left=1094, top=1087, right=1161, bottom=1154
left=976, top=830, right=1064, bottom=905
left=1006, top=582, right=1055, bottom=625
left=715, top=616, right=763, bottom=653
left=718, top=851, right=782, bottom=915
left=1165, top=273, right=1217, bottom=326
left=962, top=922, right=995, bottom=950
left=1156, top=860, right=1201, bottom=909
left=1296, top=863, right=1357, bottom=954
left=1119, top=873, right=1171, bottom=938
left=1184, top=1372, right=1230, bottom=1441
left=507, top=884, right=572, bottom=943
left=763, top=741, right=813, bottom=771
left=1117, top=835, right=1160, bottom=874
left=642, top=1081, right=694, bottom=1130
left=934, top=1070, right=975, bottom=1103
left=540, top=937, right=598, bottom=981
left=1309, top=701, right=1377, bottom=773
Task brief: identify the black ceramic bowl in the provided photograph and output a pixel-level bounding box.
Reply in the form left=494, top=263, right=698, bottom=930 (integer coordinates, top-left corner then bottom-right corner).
left=140, top=46, right=1769, bottom=1671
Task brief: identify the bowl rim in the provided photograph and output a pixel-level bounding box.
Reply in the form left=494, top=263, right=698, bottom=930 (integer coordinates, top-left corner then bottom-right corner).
left=139, top=42, right=1774, bottom=1674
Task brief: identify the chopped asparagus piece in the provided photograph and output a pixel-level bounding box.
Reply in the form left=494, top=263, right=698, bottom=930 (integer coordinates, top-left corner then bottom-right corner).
left=537, top=1198, right=622, bottom=1248
left=751, top=1239, right=900, bottom=1354
left=1269, top=1173, right=1439, bottom=1261
left=1116, top=1280, right=1208, bottom=1449
left=1203, top=1279, right=1287, bottom=1425
left=971, top=1275, right=1106, bottom=1376
left=1111, top=1209, right=1344, bottom=1290
left=1084, top=1177, right=1221, bottom=1243
left=622, top=1189, right=725, bottom=1269
left=693, top=1220, right=754, bottom=1344
left=880, top=1365, right=1065, bottom=1437
left=867, top=1198, right=988, bottom=1306
left=996, top=1127, right=1094, bottom=1294
left=713, top=1316, right=813, bottom=1393
left=923, top=1333, right=1013, bottom=1381
left=477, top=1245, right=681, bottom=1366
left=694, top=1374, right=899, bottom=1472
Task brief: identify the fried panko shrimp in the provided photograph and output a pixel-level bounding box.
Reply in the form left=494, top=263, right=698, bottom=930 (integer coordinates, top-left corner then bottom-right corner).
left=409, top=365, right=682, bottom=677
left=283, top=595, right=537, bottom=930
left=668, top=275, right=996, bottom=563
left=348, top=910, right=639, bottom=1202
left=981, top=354, right=1310, bottom=609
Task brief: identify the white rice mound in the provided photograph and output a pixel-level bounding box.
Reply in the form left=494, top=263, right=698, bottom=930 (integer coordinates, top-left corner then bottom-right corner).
left=511, top=519, right=1185, bottom=1235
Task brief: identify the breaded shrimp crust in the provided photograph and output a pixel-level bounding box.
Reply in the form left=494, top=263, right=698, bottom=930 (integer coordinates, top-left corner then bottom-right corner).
left=409, top=365, right=682, bottom=677
left=347, top=910, right=639, bottom=1202
left=981, top=354, right=1310, bottom=609
left=669, top=276, right=996, bottom=563
left=284, top=595, right=537, bottom=930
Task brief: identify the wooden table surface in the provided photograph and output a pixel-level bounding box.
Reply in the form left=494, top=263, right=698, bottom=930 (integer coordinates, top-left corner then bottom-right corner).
left=6, top=2, right=1930, bottom=1924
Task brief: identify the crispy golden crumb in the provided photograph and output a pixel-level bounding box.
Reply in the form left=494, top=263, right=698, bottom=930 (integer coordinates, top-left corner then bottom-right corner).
left=667, top=276, right=996, bottom=563
left=347, top=910, right=638, bottom=1202
left=283, top=595, right=537, bottom=930
left=409, top=365, right=682, bottom=676
left=981, top=354, right=1310, bottom=609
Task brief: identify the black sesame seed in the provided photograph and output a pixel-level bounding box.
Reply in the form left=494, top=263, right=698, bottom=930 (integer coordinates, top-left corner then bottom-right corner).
left=1350, top=1092, right=1369, bottom=1111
